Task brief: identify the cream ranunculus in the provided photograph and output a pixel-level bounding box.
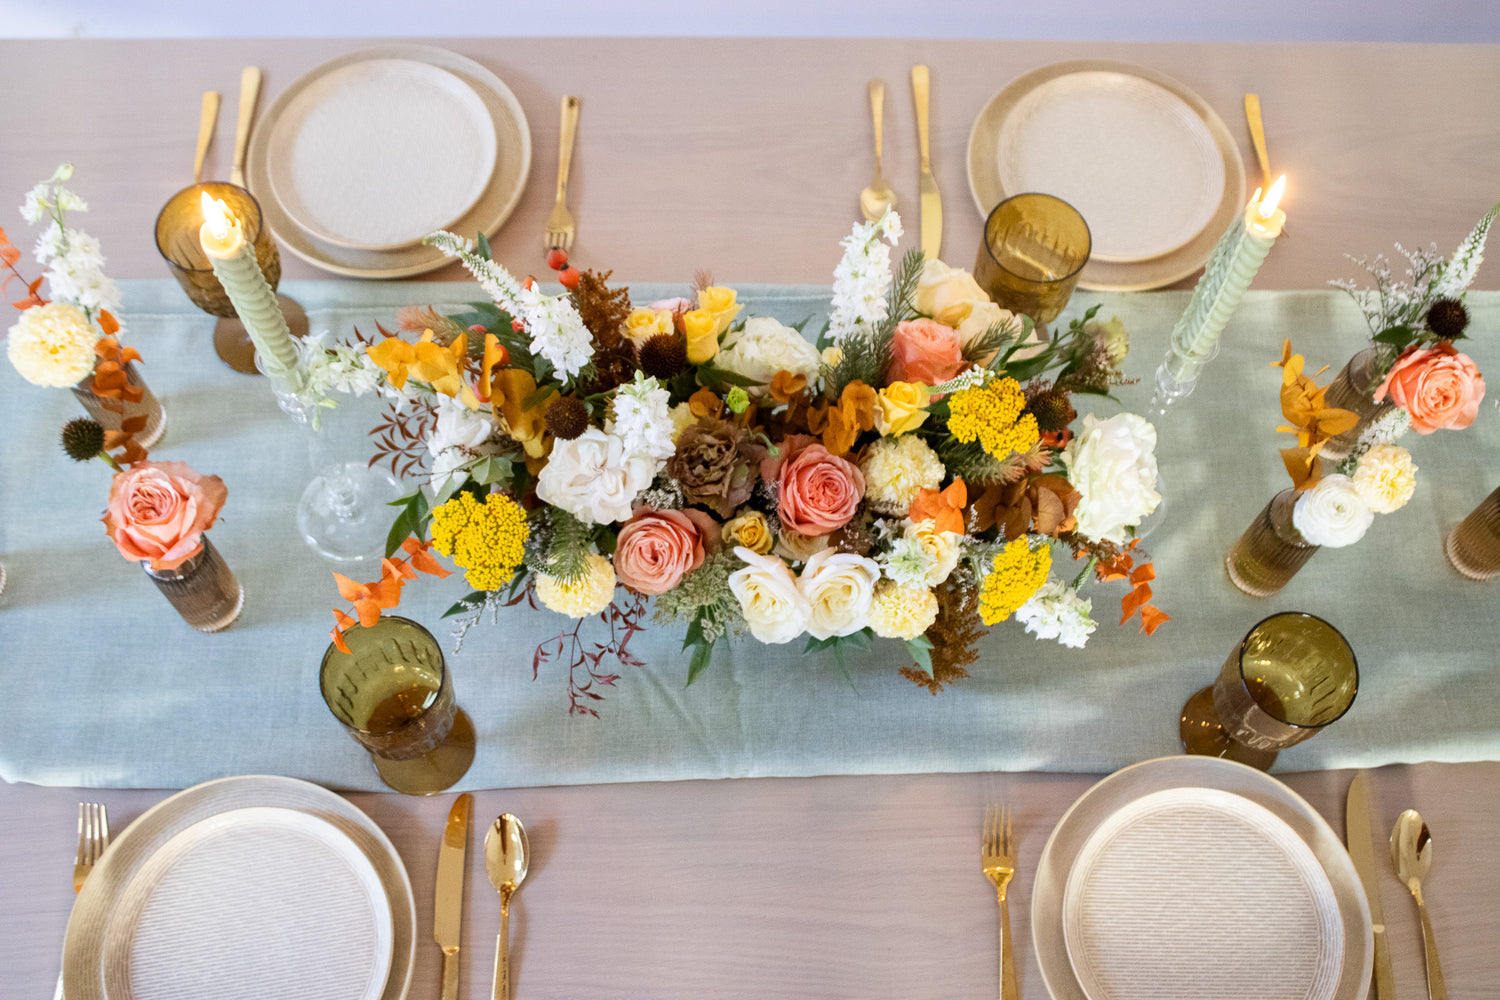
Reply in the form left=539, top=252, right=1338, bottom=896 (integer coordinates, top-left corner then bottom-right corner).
left=728, top=546, right=811, bottom=644
left=1293, top=474, right=1374, bottom=547
left=795, top=548, right=880, bottom=640
left=716, top=317, right=821, bottom=392
left=535, top=427, right=657, bottom=526
left=773, top=528, right=832, bottom=564
left=1063, top=413, right=1161, bottom=544
left=915, top=259, right=990, bottom=328
left=1351, top=443, right=1417, bottom=514
left=874, top=380, right=931, bottom=436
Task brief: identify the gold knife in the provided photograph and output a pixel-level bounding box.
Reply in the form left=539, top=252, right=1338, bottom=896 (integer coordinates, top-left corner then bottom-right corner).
left=1346, top=773, right=1394, bottom=1000
left=230, top=66, right=262, bottom=188
left=1244, top=93, right=1271, bottom=187
left=436, top=792, right=473, bottom=1000
left=912, top=64, right=941, bottom=261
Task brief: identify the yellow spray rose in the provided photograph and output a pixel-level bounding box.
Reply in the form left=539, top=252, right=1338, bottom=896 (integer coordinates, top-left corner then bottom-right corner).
left=683, top=309, right=720, bottom=364
left=875, top=381, right=931, bottom=436
left=722, top=510, right=774, bottom=554
left=697, top=286, right=743, bottom=335
left=624, top=307, right=674, bottom=344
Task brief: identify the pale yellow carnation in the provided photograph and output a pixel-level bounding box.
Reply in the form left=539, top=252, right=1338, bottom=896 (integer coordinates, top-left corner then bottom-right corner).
left=868, top=581, right=939, bottom=639
left=860, top=434, right=945, bottom=515
left=535, top=552, right=616, bottom=618
left=668, top=402, right=697, bottom=443
left=7, top=301, right=97, bottom=387
left=1351, top=444, right=1417, bottom=514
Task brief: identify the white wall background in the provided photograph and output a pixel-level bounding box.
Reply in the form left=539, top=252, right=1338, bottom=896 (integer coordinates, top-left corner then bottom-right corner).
left=3, top=0, right=1498, bottom=42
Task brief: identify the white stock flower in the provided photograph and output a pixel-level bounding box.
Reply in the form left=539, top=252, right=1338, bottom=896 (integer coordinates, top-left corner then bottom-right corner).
left=828, top=209, right=901, bottom=343
left=1063, top=413, right=1161, bottom=544
left=728, top=546, right=811, bottom=644
left=426, top=393, right=500, bottom=495
left=607, top=373, right=675, bottom=461
left=535, top=427, right=656, bottom=526
left=1293, top=474, right=1374, bottom=547
left=796, top=548, right=881, bottom=640
left=1016, top=580, right=1097, bottom=649
left=716, top=316, right=821, bottom=391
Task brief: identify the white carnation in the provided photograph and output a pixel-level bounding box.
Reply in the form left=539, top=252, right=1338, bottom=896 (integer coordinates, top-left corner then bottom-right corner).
left=717, top=316, right=821, bottom=391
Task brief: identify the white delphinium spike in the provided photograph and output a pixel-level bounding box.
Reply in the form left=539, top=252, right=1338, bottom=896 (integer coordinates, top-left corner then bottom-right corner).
left=425, top=230, right=594, bottom=382
left=608, top=372, right=676, bottom=463
left=828, top=208, right=903, bottom=344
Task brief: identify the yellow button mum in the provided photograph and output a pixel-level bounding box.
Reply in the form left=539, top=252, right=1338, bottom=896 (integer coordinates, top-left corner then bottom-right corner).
left=978, top=537, right=1051, bottom=625
left=429, top=491, right=529, bottom=592
left=947, top=377, right=1040, bottom=460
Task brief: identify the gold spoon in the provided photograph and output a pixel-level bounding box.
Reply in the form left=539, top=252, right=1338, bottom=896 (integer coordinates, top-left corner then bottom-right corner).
left=193, top=90, right=220, bottom=184
left=1391, top=809, right=1448, bottom=1000
left=859, top=79, right=895, bottom=221
left=230, top=66, right=261, bottom=188
left=485, top=813, right=530, bottom=1000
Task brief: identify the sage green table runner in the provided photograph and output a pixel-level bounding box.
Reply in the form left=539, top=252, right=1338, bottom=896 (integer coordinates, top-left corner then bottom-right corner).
left=1, top=281, right=1496, bottom=790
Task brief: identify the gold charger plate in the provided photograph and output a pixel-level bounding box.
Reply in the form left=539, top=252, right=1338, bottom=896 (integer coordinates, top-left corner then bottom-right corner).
left=968, top=60, right=1245, bottom=291
left=247, top=44, right=531, bottom=279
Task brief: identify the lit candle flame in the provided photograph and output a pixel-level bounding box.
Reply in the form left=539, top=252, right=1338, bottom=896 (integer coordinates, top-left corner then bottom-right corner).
left=1256, top=175, right=1287, bottom=219
left=200, top=191, right=233, bottom=241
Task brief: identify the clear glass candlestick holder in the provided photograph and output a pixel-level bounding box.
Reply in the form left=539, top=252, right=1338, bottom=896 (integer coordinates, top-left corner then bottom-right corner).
left=258, top=357, right=403, bottom=564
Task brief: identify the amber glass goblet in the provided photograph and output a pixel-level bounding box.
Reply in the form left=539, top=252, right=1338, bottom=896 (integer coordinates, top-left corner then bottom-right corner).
left=1180, top=612, right=1357, bottom=770
left=154, top=182, right=307, bottom=373
left=321, top=616, right=476, bottom=795
left=974, top=192, right=1091, bottom=326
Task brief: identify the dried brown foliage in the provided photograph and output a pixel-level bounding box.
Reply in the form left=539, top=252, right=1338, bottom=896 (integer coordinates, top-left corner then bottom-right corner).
left=901, top=574, right=984, bottom=693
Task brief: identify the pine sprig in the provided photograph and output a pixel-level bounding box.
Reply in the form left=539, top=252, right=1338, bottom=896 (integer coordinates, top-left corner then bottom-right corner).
left=524, top=506, right=596, bottom=585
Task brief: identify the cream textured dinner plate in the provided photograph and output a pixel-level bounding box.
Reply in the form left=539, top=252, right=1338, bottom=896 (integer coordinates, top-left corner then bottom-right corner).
left=1031, top=757, right=1371, bottom=1000
left=248, top=45, right=530, bottom=278
left=266, top=58, right=498, bottom=251
left=968, top=60, right=1246, bottom=290
left=1061, top=787, right=1343, bottom=1000
left=63, top=776, right=415, bottom=1000
left=99, top=807, right=394, bottom=1000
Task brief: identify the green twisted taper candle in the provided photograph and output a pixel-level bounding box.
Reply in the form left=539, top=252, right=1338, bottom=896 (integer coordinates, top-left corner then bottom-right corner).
left=199, top=192, right=301, bottom=385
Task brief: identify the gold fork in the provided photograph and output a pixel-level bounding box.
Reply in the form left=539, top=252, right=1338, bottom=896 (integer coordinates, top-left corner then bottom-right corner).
left=544, top=95, right=581, bottom=251
left=73, top=802, right=110, bottom=892
left=982, top=804, right=1018, bottom=1000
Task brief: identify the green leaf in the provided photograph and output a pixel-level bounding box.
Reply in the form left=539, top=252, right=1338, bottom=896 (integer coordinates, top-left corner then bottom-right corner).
left=904, top=635, right=934, bottom=678
left=789, top=316, right=813, bottom=334
left=1374, top=324, right=1417, bottom=346
left=432, top=475, right=464, bottom=506
left=385, top=510, right=415, bottom=559
left=476, top=232, right=493, bottom=261
left=442, top=592, right=490, bottom=618
left=685, top=639, right=715, bottom=687
left=523, top=385, right=556, bottom=411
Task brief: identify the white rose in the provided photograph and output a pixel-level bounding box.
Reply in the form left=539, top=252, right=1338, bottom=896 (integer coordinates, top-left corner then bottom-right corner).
left=902, top=518, right=963, bottom=586
left=1292, top=474, right=1373, bottom=547
left=773, top=529, right=832, bottom=565
left=728, top=547, right=811, bottom=644
left=796, top=548, right=880, bottom=640
left=535, top=427, right=656, bottom=526
left=716, top=316, right=821, bottom=391
left=1064, top=412, right=1162, bottom=544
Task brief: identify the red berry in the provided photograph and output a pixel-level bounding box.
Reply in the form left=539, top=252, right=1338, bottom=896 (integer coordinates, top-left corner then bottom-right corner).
left=558, top=266, right=581, bottom=290
left=546, top=248, right=569, bottom=271
left=511, top=318, right=526, bottom=333
left=523, top=276, right=537, bottom=291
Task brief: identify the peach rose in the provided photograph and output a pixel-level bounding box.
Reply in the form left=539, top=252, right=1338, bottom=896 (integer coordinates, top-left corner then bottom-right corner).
left=764, top=437, right=865, bottom=536
left=1374, top=342, right=1486, bottom=434
left=888, top=318, right=965, bottom=387
left=612, top=507, right=715, bottom=595
left=103, top=461, right=228, bottom=570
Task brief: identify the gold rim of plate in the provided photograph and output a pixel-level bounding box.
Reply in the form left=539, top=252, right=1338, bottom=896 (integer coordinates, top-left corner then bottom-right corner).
left=967, top=59, right=1246, bottom=292
left=247, top=44, right=531, bottom=279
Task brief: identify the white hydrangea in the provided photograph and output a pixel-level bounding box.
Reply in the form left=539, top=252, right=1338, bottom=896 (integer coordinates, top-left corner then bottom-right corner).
left=1016, top=580, right=1097, bottom=648
left=607, top=372, right=675, bottom=462
left=828, top=208, right=902, bottom=344
left=425, top=230, right=594, bottom=381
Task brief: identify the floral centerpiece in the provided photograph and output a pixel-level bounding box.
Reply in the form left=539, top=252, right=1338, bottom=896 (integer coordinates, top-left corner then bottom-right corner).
left=328, top=212, right=1167, bottom=713
left=4, top=164, right=164, bottom=448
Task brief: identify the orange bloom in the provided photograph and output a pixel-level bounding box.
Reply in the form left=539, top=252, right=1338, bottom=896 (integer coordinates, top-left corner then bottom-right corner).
left=909, top=478, right=967, bottom=535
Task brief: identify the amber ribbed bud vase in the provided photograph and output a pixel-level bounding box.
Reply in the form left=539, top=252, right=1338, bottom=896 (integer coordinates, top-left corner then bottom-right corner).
left=1444, top=485, right=1500, bottom=581
left=1225, top=489, right=1319, bottom=598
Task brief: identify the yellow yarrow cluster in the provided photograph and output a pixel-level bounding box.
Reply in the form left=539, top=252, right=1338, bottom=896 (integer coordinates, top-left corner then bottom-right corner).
left=535, top=552, right=617, bottom=618
left=868, top=581, right=940, bottom=639
left=947, top=377, right=1039, bottom=460
left=429, top=491, right=529, bottom=591
left=978, top=537, right=1051, bottom=626
left=6, top=301, right=98, bottom=387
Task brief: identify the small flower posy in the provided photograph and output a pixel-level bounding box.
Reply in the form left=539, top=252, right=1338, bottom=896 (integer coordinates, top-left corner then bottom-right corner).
left=327, top=215, right=1168, bottom=711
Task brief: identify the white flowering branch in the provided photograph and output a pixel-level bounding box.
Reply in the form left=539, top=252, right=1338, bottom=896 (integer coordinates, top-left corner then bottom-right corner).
left=424, top=230, right=594, bottom=382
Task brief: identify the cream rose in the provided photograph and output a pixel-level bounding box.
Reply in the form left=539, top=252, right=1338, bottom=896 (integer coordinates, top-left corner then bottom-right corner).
left=716, top=317, right=821, bottom=391
left=796, top=548, right=880, bottom=640
left=773, top=529, right=832, bottom=564
left=728, top=547, right=811, bottom=644
left=535, top=427, right=657, bottom=526
left=902, top=518, right=962, bottom=586
left=915, top=259, right=990, bottom=327
left=1293, top=474, right=1373, bottom=547
left=1063, top=413, right=1161, bottom=544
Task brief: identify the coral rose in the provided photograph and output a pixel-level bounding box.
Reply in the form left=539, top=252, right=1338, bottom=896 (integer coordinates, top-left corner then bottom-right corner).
left=888, top=318, right=965, bottom=387
left=612, top=507, right=715, bottom=595
left=103, top=461, right=228, bottom=570
left=764, top=437, right=865, bottom=536
left=1374, top=342, right=1485, bottom=434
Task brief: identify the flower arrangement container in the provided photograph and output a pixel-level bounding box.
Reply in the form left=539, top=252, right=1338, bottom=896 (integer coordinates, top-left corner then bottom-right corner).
left=71, top=361, right=166, bottom=449
left=142, top=534, right=244, bottom=632
left=1444, top=485, right=1500, bottom=581
left=1319, top=346, right=1395, bottom=461
left=1225, top=488, right=1319, bottom=598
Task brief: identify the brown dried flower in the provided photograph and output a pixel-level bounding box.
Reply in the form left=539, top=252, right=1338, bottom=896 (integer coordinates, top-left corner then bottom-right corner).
left=666, top=416, right=768, bottom=518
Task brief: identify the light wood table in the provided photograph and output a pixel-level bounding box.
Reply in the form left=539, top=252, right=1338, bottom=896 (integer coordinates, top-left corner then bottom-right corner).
left=2, top=35, right=1499, bottom=999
